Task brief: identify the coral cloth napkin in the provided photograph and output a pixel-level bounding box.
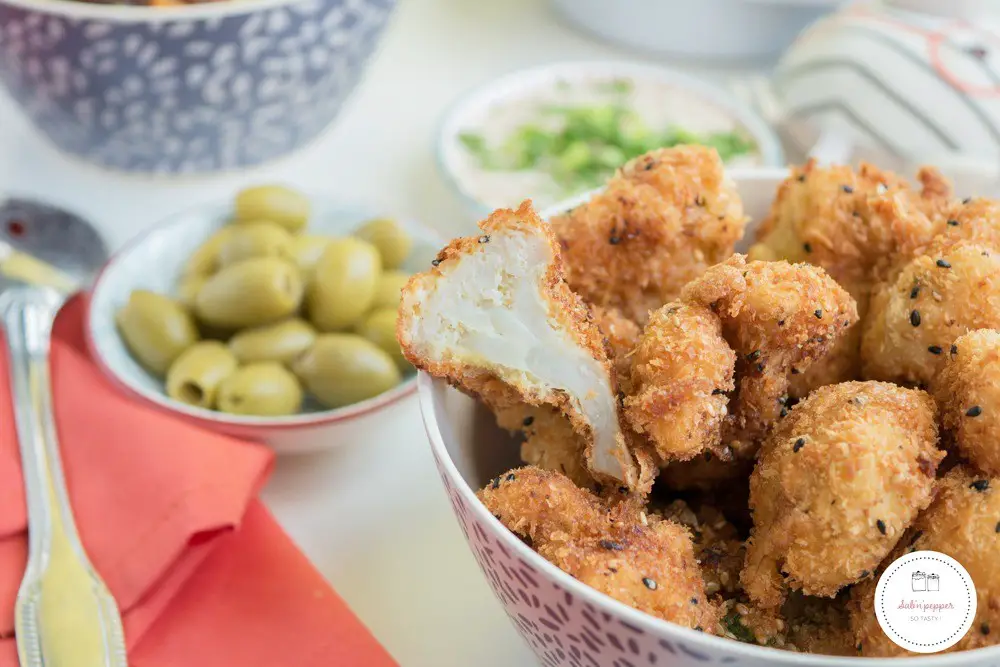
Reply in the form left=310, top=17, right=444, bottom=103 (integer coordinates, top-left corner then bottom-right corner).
left=0, top=295, right=397, bottom=667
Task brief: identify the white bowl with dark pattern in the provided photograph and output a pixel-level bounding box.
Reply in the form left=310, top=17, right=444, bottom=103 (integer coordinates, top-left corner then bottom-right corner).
left=419, top=168, right=1000, bottom=667
left=0, top=0, right=396, bottom=173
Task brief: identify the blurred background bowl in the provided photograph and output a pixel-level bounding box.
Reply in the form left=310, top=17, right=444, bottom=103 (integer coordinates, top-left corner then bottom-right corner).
left=548, top=0, right=844, bottom=63
left=86, top=195, right=440, bottom=454
left=0, top=0, right=396, bottom=174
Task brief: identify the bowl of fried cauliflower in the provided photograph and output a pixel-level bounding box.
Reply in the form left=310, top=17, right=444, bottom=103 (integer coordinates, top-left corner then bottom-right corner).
left=397, top=145, right=1000, bottom=665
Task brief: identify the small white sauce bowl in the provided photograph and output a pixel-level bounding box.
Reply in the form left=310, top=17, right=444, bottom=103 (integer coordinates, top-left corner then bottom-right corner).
left=437, top=61, right=785, bottom=217
left=86, top=196, right=441, bottom=455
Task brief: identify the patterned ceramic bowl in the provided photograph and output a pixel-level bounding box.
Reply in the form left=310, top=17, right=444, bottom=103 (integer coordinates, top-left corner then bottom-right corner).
left=418, top=168, right=1000, bottom=666
left=0, top=0, right=396, bottom=173
left=86, top=195, right=439, bottom=454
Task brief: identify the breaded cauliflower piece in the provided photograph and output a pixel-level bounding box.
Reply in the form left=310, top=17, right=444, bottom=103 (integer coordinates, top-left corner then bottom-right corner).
left=552, top=146, right=746, bottom=324
left=748, top=161, right=951, bottom=396
left=398, top=202, right=645, bottom=489
left=935, top=329, right=1000, bottom=475
left=478, top=466, right=720, bottom=631
left=625, top=302, right=735, bottom=463
left=861, top=240, right=1000, bottom=387
left=683, top=255, right=858, bottom=453
left=849, top=467, right=1000, bottom=656
left=742, top=382, right=942, bottom=609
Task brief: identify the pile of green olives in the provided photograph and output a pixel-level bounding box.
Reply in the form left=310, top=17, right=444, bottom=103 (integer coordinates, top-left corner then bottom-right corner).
left=115, top=185, right=415, bottom=417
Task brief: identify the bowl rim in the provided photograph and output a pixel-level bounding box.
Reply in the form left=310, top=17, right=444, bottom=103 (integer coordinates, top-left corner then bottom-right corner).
left=85, top=194, right=437, bottom=432
left=435, top=59, right=787, bottom=217
left=417, top=171, right=1000, bottom=665
left=0, top=0, right=393, bottom=24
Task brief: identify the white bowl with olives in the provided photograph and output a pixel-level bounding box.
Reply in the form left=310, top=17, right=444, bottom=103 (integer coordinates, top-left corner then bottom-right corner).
left=86, top=185, right=440, bottom=454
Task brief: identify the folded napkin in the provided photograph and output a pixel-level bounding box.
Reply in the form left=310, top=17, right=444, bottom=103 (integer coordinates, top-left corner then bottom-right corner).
left=0, top=296, right=397, bottom=667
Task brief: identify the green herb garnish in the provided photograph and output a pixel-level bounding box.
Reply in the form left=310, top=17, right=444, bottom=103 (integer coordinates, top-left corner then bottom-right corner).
left=723, top=611, right=758, bottom=644
left=459, top=82, right=757, bottom=196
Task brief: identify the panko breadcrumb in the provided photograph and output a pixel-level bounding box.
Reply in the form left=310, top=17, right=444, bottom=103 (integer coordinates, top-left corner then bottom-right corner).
left=552, top=146, right=746, bottom=324
left=742, top=381, right=942, bottom=608
left=398, top=201, right=646, bottom=490
left=862, top=239, right=1000, bottom=387
left=849, top=467, right=1000, bottom=656
left=935, top=329, right=1000, bottom=475
left=478, top=467, right=719, bottom=631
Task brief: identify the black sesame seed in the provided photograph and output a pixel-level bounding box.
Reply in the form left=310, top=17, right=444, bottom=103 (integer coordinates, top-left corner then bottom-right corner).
left=947, top=219, right=960, bottom=227
left=599, top=539, right=624, bottom=551
left=971, top=479, right=990, bottom=492
left=951, top=344, right=958, bottom=355
left=856, top=643, right=863, bottom=653
left=964, top=197, right=973, bottom=204
left=910, top=285, right=920, bottom=299
left=609, top=236, right=621, bottom=245
left=910, top=310, right=921, bottom=327
left=478, top=235, right=490, bottom=244
left=778, top=319, right=786, bottom=326
left=747, top=350, right=761, bottom=361
left=711, top=388, right=725, bottom=395
left=756, top=362, right=766, bottom=373
left=803, top=243, right=812, bottom=253
left=522, top=416, right=534, bottom=427
left=506, top=473, right=516, bottom=482
left=877, top=519, right=887, bottom=535
left=690, top=597, right=699, bottom=605
left=791, top=367, right=800, bottom=375
left=928, top=345, right=943, bottom=355
left=491, top=477, right=501, bottom=489
left=968, top=405, right=983, bottom=417
left=860, top=570, right=870, bottom=578
left=794, top=438, right=806, bottom=452
left=814, top=309, right=823, bottom=319
left=842, top=184, right=854, bottom=193
left=694, top=626, right=704, bottom=633
left=704, top=450, right=713, bottom=462
left=643, top=577, right=657, bottom=590
left=982, top=623, right=991, bottom=636
left=936, top=259, right=952, bottom=268
left=780, top=407, right=788, bottom=418
left=618, top=486, right=628, bottom=494
left=431, top=259, right=441, bottom=267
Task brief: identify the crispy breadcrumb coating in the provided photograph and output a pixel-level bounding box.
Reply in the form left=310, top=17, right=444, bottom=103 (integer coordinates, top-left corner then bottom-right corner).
left=935, top=329, right=1000, bottom=476
left=682, top=255, right=858, bottom=453
left=862, top=240, right=1000, bottom=387
left=478, top=467, right=719, bottom=630
left=398, top=202, right=645, bottom=489
left=590, top=304, right=642, bottom=392
left=742, top=381, right=942, bottom=608
left=747, top=161, right=952, bottom=396
left=552, top=146, right=746, bottom=323
left=849, top=467, right=1000, bottom=656
left=625, top=302, right=736, bottom=463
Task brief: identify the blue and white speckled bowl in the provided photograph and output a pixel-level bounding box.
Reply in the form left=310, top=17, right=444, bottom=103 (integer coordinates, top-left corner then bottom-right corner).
left=0, top=0, right=396, bottom=173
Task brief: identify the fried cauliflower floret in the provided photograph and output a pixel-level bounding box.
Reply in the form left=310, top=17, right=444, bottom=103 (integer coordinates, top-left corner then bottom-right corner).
left=682, top=255, right=858, bottom=453
left=861, top=240, right=1000, bottom=387
left=935, top=329, right=1000, bottom=475
left=742, top=382, right=942, bottom=609
left=398, top=202, right=644, bottom=489
left=849, top=467, right=1000, bottom=656
left=748, top=161, right=951, bottom=396
left=478, top=467, right=719, bottom=630
left=625, top=302, right=735, bottom=463
left=552, top=146, right=746, bottom=324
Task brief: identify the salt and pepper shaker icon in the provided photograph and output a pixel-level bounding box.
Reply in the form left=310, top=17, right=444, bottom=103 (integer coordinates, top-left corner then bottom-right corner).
left=928, top=573, right=940, bottom=591
left=912, top=571, right=927, bottom=591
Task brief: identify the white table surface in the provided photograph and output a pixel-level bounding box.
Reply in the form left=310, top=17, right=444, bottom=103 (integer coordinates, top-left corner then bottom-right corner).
left=0, top=1, right=763, bottom=664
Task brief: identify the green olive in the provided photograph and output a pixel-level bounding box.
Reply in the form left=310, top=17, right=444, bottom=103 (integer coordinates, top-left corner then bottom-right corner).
left=354, top=217, right=412, bottom=270
left=356, top=308, right=410, bottom=372
left=165, top=341, right=238, bottom=409
left=289, top=235, right=332, bottom=277
left=183, top=227, right=234, bottom=277
left=233, top=185, right=309, bottom=233
left=216, top=221, right=293, bottom=267
left=176, top=273, right=207, bottom=309
left=229, top=318, right=316, bottom=364
left=115, top=290, right=199, bottom=376
left=372, top=271, right=410, bottom=310
left=306, top=238, right=381, bottom=331
left=216, top=362, right=303, bottom=416
left=195, top=257, right=304, bottom=330
left=292, top=334, right=401, bottom=408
